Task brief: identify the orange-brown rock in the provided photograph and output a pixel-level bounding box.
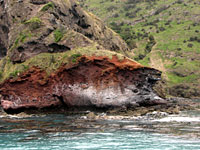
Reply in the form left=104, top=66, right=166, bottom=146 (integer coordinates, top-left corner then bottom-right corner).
left=0, top=56, right=164, bottom=113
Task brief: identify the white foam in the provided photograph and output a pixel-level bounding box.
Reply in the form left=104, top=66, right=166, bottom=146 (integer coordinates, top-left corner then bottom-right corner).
left=153, top=116, right=200, bottom=122
left=0, top=113, right=45, bottom=118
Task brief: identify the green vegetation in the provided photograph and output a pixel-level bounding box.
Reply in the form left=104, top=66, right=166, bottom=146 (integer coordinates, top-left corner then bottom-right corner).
left=14, top=33, right=27, bottom=47
left=79, top=0, right=200, bottom=97
left=0, top=71, right=2, bottom=79
left=70, top=54, right=82, bottom=63
left=13, top=31, right=32, bottom=49
left=54, top=29, right=64, bottom=43
left=24, top=17, right=42, bottom=30
left=9, top=70, right=21, bottom=78
left=24, top=17, right=41, bottom=24
left=41, top=2, right=54, bottom=11
left=145, top=35, right=156, bottom=53
left=0, top=44, right=127, bottom=82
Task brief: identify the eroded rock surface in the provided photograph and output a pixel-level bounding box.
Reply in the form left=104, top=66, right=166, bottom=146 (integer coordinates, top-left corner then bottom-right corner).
left=0, top=0, right=9, bottom=58
left=0, top=56, right=163, bottom=113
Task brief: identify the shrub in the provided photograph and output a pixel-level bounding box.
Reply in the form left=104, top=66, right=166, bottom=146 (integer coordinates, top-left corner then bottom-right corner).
left=177, top=48, right=182, bottom=51
left=54, top=29, right=64, bottom=43
left=107, top=6, right=117, bottom=11
left=189, top=36, right=199, bottom=42
left=13, top=32, right=32, bottom=49
left=112, top=13, right=119, bottom=18
left=22, top=64, right=29, bottom=70
left=176, top=0, right=183, bottom=4
left=125, top=12, right=136, bottom=18
left=189, top=37, right=195, bottom=41
left=24, top=17, right=41, bottom=24
left=24, top=17, right=42, bottom=30
left=135, top=54, right=145, bottom=60
left=145, top=35, right=156, bottom=53
left=187, top=43, right=193, bottom=48
left=149, top=35, right=155, bottom=41
left=41, top=2, right=54, bottom=11
left=165, top=22, right=170, bottom=25
left=9, top=70, right=21, bottom=78
left=154, top=5, right=169, bottom=15
left=71, top=54, right=82, bottom=63
left=15, top=33, right=26, bottom=46
left=123, top=4, right=135, bottom=11
left=192, top=23, right=198, bottom=27
left=127, top=39, right=137, bottom=49
left=159, top=26, right=165, bottom=31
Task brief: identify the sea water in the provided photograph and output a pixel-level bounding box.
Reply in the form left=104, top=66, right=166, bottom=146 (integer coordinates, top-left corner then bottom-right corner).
left=0, top=111, right=200, bottom=150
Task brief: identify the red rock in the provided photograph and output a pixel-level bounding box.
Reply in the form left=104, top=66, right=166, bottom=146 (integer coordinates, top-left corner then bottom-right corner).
left=1, top=100, right=14, bottom=110
left=0, top=56, right=163, bottom=113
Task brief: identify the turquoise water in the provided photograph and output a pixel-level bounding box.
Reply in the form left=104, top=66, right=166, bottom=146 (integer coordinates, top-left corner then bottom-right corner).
left=0, top=113, right=200, bottom=150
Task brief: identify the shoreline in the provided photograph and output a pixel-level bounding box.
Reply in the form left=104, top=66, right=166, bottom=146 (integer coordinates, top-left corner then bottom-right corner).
left=0, top=97, right=199, bottom=139
left=0, top=108, right=199, bottom=139
left=0, top=97, right=199, bottom=115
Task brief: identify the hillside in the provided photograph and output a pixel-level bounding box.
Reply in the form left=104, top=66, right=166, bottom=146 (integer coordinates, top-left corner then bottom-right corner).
left=79, top=0, right=200, bottom=98
left=0, top=0, right=165, bottom=112
left=0, top=0, right=129, bottom=81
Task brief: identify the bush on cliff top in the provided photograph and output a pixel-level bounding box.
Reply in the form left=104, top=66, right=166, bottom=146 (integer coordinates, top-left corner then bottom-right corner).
left=70, top=54, right=82, bottom=63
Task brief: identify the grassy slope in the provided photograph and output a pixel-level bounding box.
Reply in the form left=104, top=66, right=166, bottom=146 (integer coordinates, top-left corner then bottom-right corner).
left=0, top=0, right=129, bottom=82
left=79, top=0, right=200, bottom=97
left=0, top=44, right=127, bottom=82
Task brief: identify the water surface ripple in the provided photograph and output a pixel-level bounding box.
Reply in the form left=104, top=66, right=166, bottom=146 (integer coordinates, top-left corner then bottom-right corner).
left=0, top=111, right=199, bottom=150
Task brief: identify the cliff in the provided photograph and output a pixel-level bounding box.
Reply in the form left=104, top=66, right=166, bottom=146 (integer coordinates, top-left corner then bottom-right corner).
left=1, top=55, right=164, bottom=113
left=0, top=0, right=128, bottom=63
left=0, top=0, right=164, bottom=113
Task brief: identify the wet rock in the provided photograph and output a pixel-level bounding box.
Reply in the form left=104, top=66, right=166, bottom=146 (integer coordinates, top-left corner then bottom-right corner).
left=86, top=112, right=96, bottom=120
left=145, top=111, right=168, bottom=119
left=166, top=106, right=180, bottom=114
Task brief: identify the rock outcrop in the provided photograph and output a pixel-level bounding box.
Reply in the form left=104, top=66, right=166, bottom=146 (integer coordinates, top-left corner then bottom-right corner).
left=0, top=55, right=163, bottom=113
left=0, top=0, right=165, bottom=113
left=0, top=0, right=128, bottom=63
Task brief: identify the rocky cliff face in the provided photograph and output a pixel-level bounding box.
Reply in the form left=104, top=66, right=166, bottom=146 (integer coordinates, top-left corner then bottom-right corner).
left=0, top=55, right=163, bottom=113
left=0, top=0, right=9, bottom=58
left=0, top=0, right=128, bottom=63
left=0, top=0, right=164, bottom=113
